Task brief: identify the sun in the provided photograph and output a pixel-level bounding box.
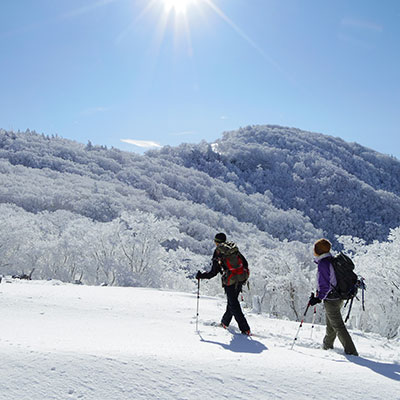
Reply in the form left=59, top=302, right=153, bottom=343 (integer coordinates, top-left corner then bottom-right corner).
left=163, top=0, right=196, bottom=14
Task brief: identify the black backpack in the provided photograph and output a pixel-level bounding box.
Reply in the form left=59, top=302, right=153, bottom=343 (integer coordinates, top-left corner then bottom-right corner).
left=331, top=253, right=359, bottom=300
left=216, top=242, right=249, bottom=287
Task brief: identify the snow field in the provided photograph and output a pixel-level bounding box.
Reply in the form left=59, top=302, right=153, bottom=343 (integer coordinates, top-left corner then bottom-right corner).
left=0, top=280, right=399, bottom=400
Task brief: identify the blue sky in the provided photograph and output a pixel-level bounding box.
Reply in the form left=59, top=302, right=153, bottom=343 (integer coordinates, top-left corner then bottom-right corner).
left=1, top=0, right=399, bottom=157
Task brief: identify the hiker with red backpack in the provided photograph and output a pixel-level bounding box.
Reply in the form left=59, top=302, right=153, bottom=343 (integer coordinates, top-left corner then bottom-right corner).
left=196, top=233, right=251, bottom=336
left=310, top=238, right=359, bottom=356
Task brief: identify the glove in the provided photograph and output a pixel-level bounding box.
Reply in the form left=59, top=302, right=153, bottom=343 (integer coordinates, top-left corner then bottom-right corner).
left=196, top=271, right=203, bottom=280
left=309, top=292, right=322, bottom=306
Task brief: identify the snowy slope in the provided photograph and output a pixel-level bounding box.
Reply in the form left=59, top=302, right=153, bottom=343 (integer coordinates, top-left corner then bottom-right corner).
left=0, top=280, right=399, bottom=400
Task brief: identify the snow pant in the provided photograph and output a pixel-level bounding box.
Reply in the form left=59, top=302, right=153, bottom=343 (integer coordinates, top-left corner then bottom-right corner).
left=221, top=283, right=250, bottom=333
left=323, top=299, right=358, bottom=355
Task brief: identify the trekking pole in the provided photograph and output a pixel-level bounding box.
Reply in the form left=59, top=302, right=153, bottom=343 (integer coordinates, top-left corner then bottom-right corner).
left=290, top=297, right=311, bottom=350
left=362, top=285, right=365, bottom=311
left=196, top=278, right=200, bottom=332
left=359, top=277, right=366, bottom=311
left=310, top=306, right=317, bottom=339
left=344, top=297, right=354, bottom=323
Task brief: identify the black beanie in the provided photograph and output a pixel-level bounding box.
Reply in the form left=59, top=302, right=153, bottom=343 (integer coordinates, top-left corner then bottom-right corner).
left=214, top=232, right=227, bottom=243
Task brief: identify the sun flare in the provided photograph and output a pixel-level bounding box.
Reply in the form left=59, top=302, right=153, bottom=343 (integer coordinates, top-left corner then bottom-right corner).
left=163, top=0, right=195, bottom=14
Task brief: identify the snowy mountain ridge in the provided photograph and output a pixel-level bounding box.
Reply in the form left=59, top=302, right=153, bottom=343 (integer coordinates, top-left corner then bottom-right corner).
left=149, top=125, right=400, bottom=242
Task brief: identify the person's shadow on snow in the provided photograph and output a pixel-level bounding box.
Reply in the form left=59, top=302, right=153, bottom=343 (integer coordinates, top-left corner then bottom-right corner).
left=345, top=355, right=400, bottom=381
left=198, top=332, right=268, bottom=354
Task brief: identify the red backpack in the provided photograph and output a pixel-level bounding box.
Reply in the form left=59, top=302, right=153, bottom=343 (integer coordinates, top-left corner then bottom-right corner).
left=216, top=242, right=249, bottom=286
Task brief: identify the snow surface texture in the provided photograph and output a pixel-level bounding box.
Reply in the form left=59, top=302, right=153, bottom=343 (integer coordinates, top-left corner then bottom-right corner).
left=1, top=280, right=399, bottom=400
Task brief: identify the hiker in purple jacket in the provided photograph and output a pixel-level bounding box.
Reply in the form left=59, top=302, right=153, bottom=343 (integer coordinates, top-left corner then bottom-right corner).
left=309, top=238, right=358, bottom=356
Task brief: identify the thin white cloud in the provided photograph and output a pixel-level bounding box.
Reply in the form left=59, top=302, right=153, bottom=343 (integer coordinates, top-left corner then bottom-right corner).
left=220, top=116, right=228, bottom=120
left=121, top=139, right=162, bottom=148
left=81, top=106, right=112, bottom=115
left=341, top=17, right=383, bottom=33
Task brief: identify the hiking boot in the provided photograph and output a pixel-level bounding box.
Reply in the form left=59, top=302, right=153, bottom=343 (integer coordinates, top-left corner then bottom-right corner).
left=322, top=344, right=333, bottom=350
left=345, top=350, right=359, bottom=356
left=242, top=330, right=252, bottom=336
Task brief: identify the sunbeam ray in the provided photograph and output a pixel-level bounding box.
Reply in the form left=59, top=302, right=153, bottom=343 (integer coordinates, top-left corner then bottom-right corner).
left=115, top=0, right=159, bottom=45
left=61, top=0, right=118, bottom=19
left=202, top=0, right=300, bottom=89
left=202, top=0, right=281, bottom=71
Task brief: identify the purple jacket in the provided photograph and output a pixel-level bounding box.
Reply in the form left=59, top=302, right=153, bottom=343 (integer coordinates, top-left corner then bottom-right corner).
left=314, top=253, right=339, bottom=300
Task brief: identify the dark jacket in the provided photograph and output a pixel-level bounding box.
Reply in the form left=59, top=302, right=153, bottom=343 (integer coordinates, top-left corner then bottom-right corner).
left=200, top=243, right=248, bottom=287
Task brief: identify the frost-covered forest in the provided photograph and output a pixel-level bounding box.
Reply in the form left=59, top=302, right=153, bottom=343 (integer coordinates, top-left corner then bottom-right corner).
left=0, top=126, right=399, bottom=338
left=150, top=125, right=400, bottom=242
